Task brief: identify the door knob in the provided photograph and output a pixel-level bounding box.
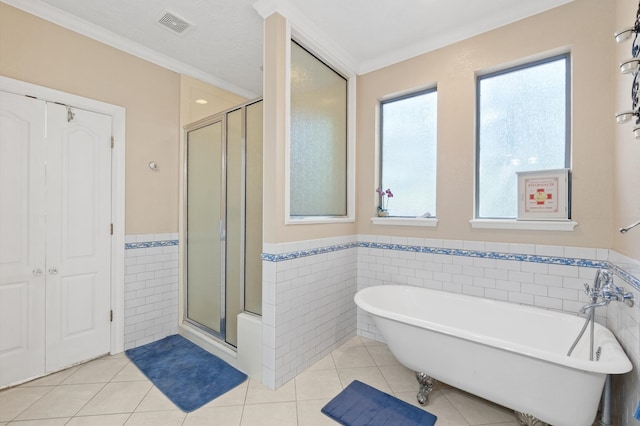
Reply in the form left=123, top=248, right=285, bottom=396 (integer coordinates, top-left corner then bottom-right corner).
left=48, top=267, right=58, bottom=275
left=33, top=268, right=43, bottom=276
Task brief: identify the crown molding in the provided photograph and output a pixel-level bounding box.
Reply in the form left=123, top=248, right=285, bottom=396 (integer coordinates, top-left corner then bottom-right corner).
left=2, top=0, right=258, bottom=99
left=253, top=0, right=358, bottom=75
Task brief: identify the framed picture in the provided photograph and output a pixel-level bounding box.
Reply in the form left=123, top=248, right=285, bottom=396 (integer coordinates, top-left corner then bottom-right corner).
left=517, top=169, right=570, bottom=220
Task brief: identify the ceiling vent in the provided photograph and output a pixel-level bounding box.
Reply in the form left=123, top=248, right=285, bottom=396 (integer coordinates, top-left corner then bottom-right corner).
left=157, top=10, right=194, bottom=35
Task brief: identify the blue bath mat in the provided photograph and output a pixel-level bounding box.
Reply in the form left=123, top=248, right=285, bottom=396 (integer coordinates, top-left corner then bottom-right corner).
left=322, top=380, right=437, bottom=426
left=125, top=334, right=247, bottom=412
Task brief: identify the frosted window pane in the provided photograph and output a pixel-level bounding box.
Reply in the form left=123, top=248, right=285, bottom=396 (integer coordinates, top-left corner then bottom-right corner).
left=290, top=41, right=347, bottom=216
left=381, top=91, right=437, bottom=217
left=477, top=56, right=569, bottom=218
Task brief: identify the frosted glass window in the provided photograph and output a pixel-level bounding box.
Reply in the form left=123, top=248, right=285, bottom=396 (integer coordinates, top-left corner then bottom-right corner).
left=290, top=40, right=347, bottom=216
left=381, top=89, right=437, bottom=217
left=476, top=54, right=570, bottom=218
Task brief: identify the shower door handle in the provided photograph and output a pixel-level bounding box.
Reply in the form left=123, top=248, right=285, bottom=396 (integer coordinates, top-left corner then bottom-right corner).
left=219, top=220, right=226, bottom=241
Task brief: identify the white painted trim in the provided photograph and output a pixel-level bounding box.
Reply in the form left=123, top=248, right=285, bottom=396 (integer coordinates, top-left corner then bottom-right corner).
left=2, top=0, right=257, bottom=99
left=371, top=217, right=439, bottom=227
left=469, top=219, right=578, bottom=231
left=0, top=76, right=126, bottom=355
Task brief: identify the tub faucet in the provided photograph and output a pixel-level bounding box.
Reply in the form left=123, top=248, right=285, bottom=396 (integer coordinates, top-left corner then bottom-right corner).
left=581, top=269, right=635, bottom=313
left=579, top=300, right=610, bottom=313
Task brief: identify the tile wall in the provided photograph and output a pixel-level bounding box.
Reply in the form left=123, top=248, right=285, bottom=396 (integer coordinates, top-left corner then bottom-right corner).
left=121, top=232, right=638, bottom=421
left=123, top=233, right=179, bottom=350
left=607, top=252, right=640, bottom=425
left=261, top=233, right=640, bottom=422
left=261, top=236, right=358, bottom=389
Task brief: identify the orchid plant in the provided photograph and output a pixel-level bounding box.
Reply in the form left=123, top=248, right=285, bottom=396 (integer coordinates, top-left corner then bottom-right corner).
left=376, top=187, right=393, bottom=211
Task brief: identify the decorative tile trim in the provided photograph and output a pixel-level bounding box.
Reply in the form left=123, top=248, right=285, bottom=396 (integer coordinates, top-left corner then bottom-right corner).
left=609, top=263, right=640, bottom=290
left=262, top=240, right=640, bottom=291
left=260, top=242, right=358, bottom=262
left=357, top=242, right=608, bottom=267
left=125, top=240, right=179, bottom=250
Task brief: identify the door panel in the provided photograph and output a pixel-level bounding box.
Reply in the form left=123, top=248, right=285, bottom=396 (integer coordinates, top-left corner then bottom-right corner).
left=0, top=92, right=46, bottom=386
left=45, top=103, right=112, bottom=372
left=186, top=120, right=224, bottom=335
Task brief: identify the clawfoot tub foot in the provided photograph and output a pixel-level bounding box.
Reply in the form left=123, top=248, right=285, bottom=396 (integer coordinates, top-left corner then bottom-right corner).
left=514, top=411, right=549, bottom=426
left=415, top=372, right=434, bottom=405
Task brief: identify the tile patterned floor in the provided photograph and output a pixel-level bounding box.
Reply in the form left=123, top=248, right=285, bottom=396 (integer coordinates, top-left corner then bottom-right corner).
left=0, top=336, right=523, bottom=426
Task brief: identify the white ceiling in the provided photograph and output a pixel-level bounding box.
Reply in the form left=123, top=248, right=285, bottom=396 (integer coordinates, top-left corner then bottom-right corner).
left=5, top=0, right=574, bottom=98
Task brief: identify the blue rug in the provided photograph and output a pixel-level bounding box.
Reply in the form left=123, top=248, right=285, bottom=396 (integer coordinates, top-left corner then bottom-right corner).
left=125, top=334, right=247, bottom=412
left=322, top=380, right=437, bottom=426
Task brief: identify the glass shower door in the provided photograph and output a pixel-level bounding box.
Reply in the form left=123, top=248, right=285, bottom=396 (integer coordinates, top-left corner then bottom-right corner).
left=186, top=119, right=225, bottom=336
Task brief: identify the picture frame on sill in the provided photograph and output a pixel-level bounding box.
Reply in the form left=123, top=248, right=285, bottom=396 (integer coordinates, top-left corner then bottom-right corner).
left=517, top=168, right=570, bottom=220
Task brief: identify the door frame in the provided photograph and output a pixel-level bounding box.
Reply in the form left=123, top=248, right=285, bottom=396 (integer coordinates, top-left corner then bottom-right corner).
left=0, top=76, right=126, bottom=354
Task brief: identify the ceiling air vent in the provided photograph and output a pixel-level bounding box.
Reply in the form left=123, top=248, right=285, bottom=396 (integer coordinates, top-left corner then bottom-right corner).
left=157, top=10, right=194, bottom=35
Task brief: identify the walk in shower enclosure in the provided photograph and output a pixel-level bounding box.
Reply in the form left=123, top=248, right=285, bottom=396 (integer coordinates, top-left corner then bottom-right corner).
left=183, top=99, right=262, bottom=347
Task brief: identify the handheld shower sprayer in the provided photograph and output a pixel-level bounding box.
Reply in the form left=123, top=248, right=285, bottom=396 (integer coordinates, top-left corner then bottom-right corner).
left=619, top=219, right=640, bottom=234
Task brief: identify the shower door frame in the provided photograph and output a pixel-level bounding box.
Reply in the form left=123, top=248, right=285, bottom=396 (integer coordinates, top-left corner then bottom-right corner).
left=183, top=113, right=228, bottom=341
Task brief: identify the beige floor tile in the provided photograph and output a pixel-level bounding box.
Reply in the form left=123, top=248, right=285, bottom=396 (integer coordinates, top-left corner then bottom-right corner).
left=15, top=383, right=103, bottom=420
left=442, top=389, right=515, bottom=425
left=305, top=354, right=335, bottom=371
left=244, top=378, right=295, bottom=405
left=331, top=346, right=375, bottom=369
left=240, top=402, right=297, bottom=426
left=336, top=336, right=362, bottom=348
left=4, top=419, right=69, bottom=425
left=203, top=380, right=248, bottom=407
left=62, top=358, right=129, bottom=385
left=20, top=366, right=80, bottom=387
left=0, top=386, right=53, bottom=422
left=111, top=363, right=147, bottom=382
left=183, top=405, right=243, bottom=426
left=134, top=387, right=176, bottom=412
left=124, top=410, right=186, bottom=425
left=65, top=414, right=130, bottom=425
left=296, top=399, right=335, bottom=426
left=365, top=345, right=401, bottom=366
left=379, top=364, right=419, bottom=393
left=394, top=389, right=470, bottom=426
left=336, top=367, right=392, bottom=394
left=294, top=369, right=342, bottom=401
left=77, top=381, right=152, bottom=416
left=107, top=353, right=128, bottom=360
left=359, top=337, right=385, bottom=347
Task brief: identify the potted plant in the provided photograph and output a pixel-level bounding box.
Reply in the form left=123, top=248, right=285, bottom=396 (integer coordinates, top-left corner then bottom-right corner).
left=376, top=187, right=393, bottom=217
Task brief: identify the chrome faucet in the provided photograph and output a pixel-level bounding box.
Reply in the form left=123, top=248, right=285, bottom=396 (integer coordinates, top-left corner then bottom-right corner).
left=580, top=269, right=635, bottom=313
left=579, top=300, right=610, bottom=313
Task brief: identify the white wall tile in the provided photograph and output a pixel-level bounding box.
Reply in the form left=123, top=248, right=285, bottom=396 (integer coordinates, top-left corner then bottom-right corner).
left=123, top=234, right=179, bottom=350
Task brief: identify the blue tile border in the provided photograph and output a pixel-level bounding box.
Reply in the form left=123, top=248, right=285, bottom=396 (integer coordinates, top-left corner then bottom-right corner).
left=125, top=240, right=179, bottom=250
left=125, top=238, right=640, bottom=291
left=261, top=242, right=358, bottom=262
left=262, top=240, right=640, bottom=291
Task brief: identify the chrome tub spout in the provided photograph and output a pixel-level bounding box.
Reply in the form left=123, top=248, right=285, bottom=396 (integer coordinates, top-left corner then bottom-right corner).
left=579, top=300, right=610, bottom=314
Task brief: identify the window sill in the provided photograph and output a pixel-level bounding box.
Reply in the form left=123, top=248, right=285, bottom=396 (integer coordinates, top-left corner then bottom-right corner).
left=287, top=216, right=355, bottom=225
left=469, top=219, right=578, bottom=231
left=371, top=217, right=439, bottom=227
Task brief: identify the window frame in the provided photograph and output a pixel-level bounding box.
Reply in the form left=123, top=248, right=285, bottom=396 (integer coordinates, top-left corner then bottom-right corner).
left=379, top=87, right=438, bottom=218
left=285, top=29, right=356, bottom=225
left=474, top=53, right=571, bottom=220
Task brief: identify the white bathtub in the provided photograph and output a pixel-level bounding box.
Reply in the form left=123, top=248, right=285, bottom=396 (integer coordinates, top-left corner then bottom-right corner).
left=355, top=285, right=632, bottom=426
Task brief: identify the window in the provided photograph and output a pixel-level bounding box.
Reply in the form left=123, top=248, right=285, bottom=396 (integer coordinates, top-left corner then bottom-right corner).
left=289, top=40, right=348, bottom=217
left=380, top=89, right=438, bottom=217
left=476, top=54, right=570, bottom=219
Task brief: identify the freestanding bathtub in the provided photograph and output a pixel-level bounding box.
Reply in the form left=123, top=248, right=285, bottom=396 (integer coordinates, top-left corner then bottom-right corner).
left=354, top=285, right=632, bottom=426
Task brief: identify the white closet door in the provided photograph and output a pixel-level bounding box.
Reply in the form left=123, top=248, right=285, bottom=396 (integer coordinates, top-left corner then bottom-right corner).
left=0, top=92, right=47, bottom=386
left=45, top=103, right=112, bottom=372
